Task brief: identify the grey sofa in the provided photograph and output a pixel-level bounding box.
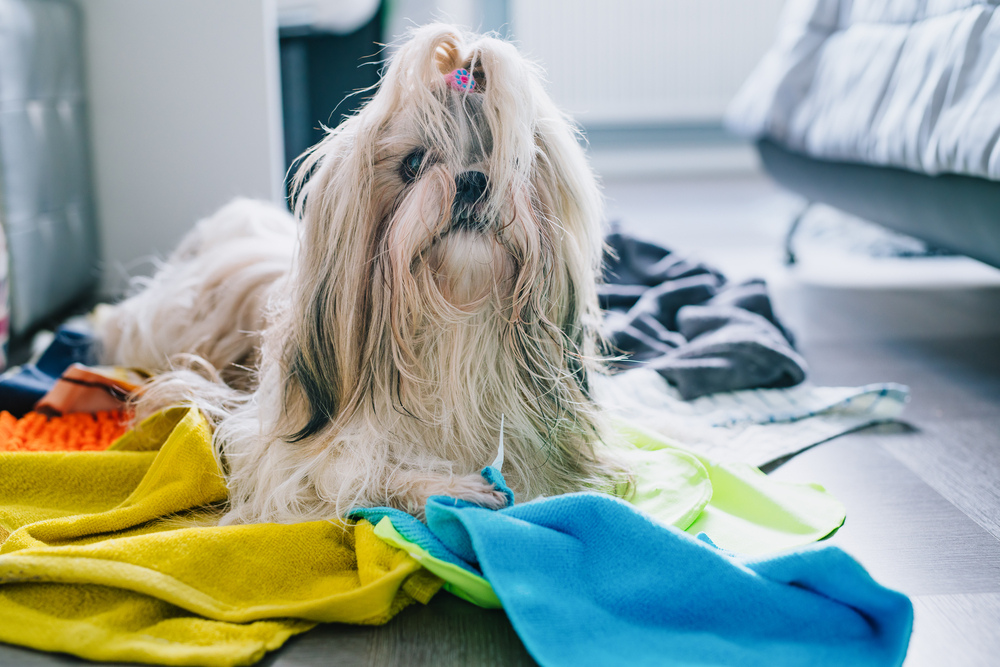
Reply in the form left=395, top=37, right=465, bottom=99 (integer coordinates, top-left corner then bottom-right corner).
left=757, top=139, right=1000, bottom=269
left=0, top=0, right=100, bottom=339
left=728, top=0, right=1000, bottom=269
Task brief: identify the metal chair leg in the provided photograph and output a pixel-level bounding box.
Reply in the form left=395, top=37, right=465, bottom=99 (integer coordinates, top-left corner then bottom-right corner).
left=784, top=203, right=812, bottom=266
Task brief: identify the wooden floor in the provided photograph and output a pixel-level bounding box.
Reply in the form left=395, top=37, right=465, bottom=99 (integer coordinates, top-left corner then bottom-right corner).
left=2, top=176, right=999, bottom=666
left=774, top=333, right=1000, bottom=667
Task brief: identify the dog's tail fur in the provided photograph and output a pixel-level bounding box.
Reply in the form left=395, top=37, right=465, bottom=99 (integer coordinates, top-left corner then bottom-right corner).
left=96, top=198, right=297, bottom=390
left=128, top=354, right=249, bottom=427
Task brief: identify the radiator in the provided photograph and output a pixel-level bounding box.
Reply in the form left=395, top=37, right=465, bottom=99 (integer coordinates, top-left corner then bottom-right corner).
left=510, top=0, right=786, bottom=126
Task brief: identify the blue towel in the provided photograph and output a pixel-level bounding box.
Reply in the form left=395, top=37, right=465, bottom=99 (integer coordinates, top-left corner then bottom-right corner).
left=356, top=468, right=912, bottom=667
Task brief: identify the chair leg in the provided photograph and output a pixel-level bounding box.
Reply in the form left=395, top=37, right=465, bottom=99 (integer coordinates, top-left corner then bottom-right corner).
left=784, top=203, right=812, bottom=266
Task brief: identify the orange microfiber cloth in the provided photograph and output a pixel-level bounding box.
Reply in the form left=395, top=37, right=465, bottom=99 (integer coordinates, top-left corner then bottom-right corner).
left=0, top=410, right=130, bottom=452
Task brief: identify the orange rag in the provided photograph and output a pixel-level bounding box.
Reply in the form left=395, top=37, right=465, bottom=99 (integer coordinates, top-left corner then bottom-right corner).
left=0, top=410, right=130, bottom=452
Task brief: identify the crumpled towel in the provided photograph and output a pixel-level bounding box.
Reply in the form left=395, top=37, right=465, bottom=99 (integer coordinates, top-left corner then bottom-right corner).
left=362, top=470, right=913, bottom=667
left=602, top=232, right=806, bottom=399
left=0, top=407, right=441, bottom=666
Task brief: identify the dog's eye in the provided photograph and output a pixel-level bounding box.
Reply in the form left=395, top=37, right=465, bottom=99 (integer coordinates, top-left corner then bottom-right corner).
left=400, top=149, right=425, bottom=183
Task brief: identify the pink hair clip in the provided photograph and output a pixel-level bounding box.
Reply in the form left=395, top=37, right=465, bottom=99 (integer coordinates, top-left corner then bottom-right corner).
left=448, top=68, right=476, bottom=92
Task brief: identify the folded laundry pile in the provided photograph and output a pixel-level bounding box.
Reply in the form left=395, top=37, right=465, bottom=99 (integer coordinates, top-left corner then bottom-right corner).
left=602, top=232, right=806, bottom=399
left=0, top=405, right=911, bottom=667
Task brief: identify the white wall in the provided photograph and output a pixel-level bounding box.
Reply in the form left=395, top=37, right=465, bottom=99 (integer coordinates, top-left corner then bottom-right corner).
left=77, top=0, right=285, bottom=296
left=383, top=0, right=496, bottom=44
left=511, top=0, right=786, bottom=126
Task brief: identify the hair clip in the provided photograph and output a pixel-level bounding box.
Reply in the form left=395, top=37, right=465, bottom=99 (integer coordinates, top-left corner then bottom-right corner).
left=447, top=68, right=476, bottom=92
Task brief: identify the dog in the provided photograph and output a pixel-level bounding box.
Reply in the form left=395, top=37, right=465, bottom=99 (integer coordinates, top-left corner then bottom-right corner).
left=97, top=24, right=625, bottom=524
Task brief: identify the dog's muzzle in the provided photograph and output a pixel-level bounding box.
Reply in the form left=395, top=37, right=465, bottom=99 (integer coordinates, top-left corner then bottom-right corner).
left=452, top=170, right=489, bottom=231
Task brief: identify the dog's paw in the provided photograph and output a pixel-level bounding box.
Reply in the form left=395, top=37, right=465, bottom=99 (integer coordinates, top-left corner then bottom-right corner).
left=399, top=472, right=509, bottom=517
left=448, top=472, right=510, bottom=510
left=396, top=474, right=507, bottom=521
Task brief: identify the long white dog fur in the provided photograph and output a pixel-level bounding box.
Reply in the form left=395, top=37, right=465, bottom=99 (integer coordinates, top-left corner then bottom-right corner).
left=98, top=24, right=626, bottom=524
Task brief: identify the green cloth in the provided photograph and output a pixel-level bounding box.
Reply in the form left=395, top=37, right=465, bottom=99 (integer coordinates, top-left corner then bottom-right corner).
left=374, top=516, right=503, bottom=609
left=376, top=421, right=846, bottom=608
left=615, top=422, right=846, bottom=554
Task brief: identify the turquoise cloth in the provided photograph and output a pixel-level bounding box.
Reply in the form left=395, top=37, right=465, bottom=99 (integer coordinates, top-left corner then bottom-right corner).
left=358, top=470, right=912, bottom=667
left=352, top=467, right=516, bottom=609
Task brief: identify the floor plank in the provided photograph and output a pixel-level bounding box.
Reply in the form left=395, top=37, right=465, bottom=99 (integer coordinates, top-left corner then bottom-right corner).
left=905, top=593, right=1000, bottom=667
left=0, top=646, right=128, bottom=667
left=266, top=595, right=536, bottom=667
left=879, top=417, right=1000, bottom=542
left=800, top=334, right=1000, bottom=422
left=769, top=426, right=1000, bottom=597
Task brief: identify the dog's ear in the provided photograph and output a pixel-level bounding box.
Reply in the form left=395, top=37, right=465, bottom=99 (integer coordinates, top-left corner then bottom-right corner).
left=464, top=53, right=487, bottom=93
left=434, top=36, right=462, bottom=75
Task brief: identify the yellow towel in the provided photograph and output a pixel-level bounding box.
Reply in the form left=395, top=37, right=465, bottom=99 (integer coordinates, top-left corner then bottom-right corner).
left=0, top=407, right=441, bottom=666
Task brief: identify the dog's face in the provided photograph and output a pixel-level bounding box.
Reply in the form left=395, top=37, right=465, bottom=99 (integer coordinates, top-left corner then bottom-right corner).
left=374, top=79, right=513, bottom=311
left=282, top=25, right=607, bottom=474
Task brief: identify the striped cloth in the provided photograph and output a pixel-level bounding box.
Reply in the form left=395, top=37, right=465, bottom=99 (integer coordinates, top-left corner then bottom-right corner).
left=597, top=369, right=908, bottom=467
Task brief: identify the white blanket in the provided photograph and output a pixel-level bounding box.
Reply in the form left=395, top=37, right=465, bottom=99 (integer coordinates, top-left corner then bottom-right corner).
left=726, top=0, right=1000, bottom=180
left=597, top=369, right=908, bottom=467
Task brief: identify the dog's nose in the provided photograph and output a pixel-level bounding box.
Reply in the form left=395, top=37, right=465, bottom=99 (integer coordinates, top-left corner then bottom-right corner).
left=455, top=171, right=488, bottom=204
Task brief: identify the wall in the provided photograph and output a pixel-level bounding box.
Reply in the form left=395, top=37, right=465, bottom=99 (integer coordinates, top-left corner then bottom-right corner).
left=383, top=0, right=508, bottom=43
left=76, top=0, right=285, bottom=296
left=511, top=0, right=786, bottom=126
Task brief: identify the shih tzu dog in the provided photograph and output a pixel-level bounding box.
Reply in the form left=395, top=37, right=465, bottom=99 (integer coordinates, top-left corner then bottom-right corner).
left=97, top=24, right=624, bottom=524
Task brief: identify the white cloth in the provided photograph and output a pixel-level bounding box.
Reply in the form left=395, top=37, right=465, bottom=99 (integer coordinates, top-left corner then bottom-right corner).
left=726, top=0, right=1000, bottom=180
left=596, top=369, right=908, bottom=467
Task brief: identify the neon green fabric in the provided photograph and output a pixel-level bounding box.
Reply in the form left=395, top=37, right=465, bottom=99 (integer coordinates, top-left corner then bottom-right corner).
left=615, top=422, right=846, bottom=554
left=374, top=516, right=502, bottom=609
left=612, top=430, right=713, bottom=530
left=376, top=421, right=846, bottom=608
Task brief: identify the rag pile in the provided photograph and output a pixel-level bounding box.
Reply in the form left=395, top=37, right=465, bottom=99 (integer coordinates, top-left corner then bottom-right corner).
left=0, top=256, right=915, bottom=666
left=361, top=488, right=912, bottom=667
left=0, top=405, right=913, bottom=666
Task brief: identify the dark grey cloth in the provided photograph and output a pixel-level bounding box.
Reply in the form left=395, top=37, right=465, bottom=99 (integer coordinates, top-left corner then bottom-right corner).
left=601, top=232, right=806, bottom=399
